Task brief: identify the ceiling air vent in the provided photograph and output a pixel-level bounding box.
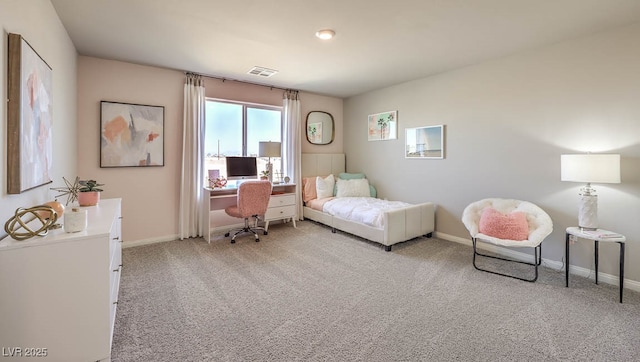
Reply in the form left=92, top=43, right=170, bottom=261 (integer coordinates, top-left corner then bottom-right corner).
left=247, top=66, right=278, bottom=78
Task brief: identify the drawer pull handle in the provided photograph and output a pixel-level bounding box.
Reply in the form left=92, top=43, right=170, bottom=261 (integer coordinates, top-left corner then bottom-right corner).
left=113, top=236, right=120, bottom=241
left=113, top=268, right=120, bottom=272
left=113, top=301, right=118, bottom=305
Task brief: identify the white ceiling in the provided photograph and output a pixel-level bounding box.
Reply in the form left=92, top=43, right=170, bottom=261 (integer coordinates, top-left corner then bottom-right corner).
left=51, top=0, right=640, bottom=98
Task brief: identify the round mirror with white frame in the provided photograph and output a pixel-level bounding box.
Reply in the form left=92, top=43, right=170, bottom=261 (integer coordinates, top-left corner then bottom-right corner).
left=306, top=111, right=334, bottom=145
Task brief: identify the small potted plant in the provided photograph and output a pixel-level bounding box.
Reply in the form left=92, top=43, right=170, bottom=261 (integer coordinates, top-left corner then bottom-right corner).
left=78, top=179, right=104, bottom=206
left=260, top=170, right=270, bottom=180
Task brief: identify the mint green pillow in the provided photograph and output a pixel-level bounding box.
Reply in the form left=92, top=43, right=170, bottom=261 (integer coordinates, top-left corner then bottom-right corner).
left=338, top=172, right=366, bottom=180
left=369, top=185, right=377, bottom=198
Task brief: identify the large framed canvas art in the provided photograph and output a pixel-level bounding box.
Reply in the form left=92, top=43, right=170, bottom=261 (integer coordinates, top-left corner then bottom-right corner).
left=7, top=33, right=53, bottom=194
left=100, top=101, right=165, bottom=167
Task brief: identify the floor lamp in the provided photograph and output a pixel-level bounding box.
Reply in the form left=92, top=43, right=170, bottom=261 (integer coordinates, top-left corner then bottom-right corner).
left=561, top=154, right=620, bottom=230
left=259, top=141, right=281, bottom=183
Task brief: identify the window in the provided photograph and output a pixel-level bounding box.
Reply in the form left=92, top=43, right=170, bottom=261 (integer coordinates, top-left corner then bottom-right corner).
left=204, top=99, right=282, bottom=183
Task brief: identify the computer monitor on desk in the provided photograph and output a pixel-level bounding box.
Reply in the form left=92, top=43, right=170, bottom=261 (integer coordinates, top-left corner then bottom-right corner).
left=225, top=156, right=258, bottom=181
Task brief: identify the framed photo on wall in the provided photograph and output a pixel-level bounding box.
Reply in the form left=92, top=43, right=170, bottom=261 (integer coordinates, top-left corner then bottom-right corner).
left=405, top=125, right=445, bottom=159
left=368, top=110, right=397, bottom=141
left=7, top=33, right=54, bottom=194
left=100, top=101, right=165, bottom=167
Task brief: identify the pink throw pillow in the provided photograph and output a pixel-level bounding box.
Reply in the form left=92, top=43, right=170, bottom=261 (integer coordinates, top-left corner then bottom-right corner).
left=302, top=177, right=318, bottom=202
left=479, top=207, right=529, bottom=241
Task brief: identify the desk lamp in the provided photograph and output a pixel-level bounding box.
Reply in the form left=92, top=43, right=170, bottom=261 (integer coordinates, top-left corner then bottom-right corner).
left=259, top=141, right=281, bottom=183
left=561, top=153, right=620, bottom=230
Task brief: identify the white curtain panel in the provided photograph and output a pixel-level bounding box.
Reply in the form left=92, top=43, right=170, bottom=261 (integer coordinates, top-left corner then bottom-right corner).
left=179, top=73, right=205, bottom=239
left=283, top=90, right=302, bottom=220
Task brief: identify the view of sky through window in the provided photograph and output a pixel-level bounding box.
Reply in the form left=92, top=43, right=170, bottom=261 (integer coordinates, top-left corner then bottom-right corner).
left=204, top=100, right=282, bottom=182
left=205, top=101, right=281, bottom=157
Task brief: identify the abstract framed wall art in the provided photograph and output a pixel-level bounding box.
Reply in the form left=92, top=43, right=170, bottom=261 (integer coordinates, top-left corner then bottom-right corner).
left=405, top=125, right=445, bottom=159
left=100, top=101, right=165, bottom=167
left=368, top=110, right=397, bottom=141
left=7, top=33, right=54, bottom=194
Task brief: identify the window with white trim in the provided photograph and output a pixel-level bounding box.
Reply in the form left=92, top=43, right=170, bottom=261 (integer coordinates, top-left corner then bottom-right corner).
left=204, top=99, right=282, bottom=183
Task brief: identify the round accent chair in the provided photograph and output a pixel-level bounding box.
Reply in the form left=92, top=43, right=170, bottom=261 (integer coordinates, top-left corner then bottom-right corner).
left=462, top=198, right=553, bottom=282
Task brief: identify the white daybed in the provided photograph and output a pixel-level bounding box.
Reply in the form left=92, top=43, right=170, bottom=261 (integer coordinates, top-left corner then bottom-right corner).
left=301, top=153, right=435, bottom=251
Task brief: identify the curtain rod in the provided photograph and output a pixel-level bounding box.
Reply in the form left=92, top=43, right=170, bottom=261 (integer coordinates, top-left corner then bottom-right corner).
left=185, top=71, right=297, bottom=93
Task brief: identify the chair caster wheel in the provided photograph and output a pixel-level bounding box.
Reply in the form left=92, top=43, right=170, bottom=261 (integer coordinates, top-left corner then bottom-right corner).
left=255, top=238, right=260, bottom=242
left=264, top=231, right=268, bottom=235
left=230, top=240, right=235, bottom=244
left=224, top=232, right=230, bottom=237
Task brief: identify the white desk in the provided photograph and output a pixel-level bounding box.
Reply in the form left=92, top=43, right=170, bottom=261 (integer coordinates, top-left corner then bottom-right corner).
left=565, top=227, right=626, bottom=303
left=203, top=182, right=297, bottom=243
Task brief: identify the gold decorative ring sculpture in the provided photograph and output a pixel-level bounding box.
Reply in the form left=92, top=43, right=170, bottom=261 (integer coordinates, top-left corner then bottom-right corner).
left=4, top=205, right=60, bottom=241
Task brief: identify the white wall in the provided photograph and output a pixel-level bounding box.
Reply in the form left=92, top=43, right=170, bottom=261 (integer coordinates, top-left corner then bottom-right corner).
left=344, top=22, right=640, bottom=284
left=0, top=0, right=77, bottom=239
left=78, top=57, right=343, bottom=244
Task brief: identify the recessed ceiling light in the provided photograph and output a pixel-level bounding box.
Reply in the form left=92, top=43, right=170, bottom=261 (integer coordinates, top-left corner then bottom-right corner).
left=315, top=29, right=335, bottom=40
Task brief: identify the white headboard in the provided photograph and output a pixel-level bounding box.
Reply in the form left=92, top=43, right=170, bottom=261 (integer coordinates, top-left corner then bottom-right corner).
left=302, top=153, right=345, bottom=177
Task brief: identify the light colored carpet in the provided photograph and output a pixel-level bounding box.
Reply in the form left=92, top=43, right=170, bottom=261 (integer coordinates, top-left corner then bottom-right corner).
left=111, top=220, right=640, bottom=361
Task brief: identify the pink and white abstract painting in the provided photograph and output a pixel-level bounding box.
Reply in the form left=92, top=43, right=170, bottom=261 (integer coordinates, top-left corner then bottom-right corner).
left=7, top=33, right=53, bottom=194
left=100, top=101, right=164, bottom=167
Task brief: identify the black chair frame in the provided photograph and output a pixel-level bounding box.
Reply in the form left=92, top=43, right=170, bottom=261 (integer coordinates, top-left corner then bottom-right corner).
left=471, top=237, right=542, bottom=282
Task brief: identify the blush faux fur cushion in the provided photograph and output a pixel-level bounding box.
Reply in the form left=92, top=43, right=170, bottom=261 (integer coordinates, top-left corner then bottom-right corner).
left=478, top=207, right=529, bottom=241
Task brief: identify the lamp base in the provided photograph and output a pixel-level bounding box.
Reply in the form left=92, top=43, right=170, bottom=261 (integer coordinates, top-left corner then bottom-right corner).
left=578, top=194, right=598, bottom=230
left=267, top=163, right=273, bottom=183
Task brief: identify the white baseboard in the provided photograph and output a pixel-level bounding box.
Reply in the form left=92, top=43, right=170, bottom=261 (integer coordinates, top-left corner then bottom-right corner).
left=434, top=231, right=640, bottom=293
left=123, top=234, right=179, bottom=248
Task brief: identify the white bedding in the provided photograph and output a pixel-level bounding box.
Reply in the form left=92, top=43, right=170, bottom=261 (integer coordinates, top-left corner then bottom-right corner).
left=322, top=197, right=412, bottom=229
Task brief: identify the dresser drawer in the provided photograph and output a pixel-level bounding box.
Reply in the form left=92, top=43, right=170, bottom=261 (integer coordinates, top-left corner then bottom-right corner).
left=110, top=238, right=122, bottom=269
left=265, top=205, right=296, bottom=220
left=110, top=265, right=121, bottom=303
left=268, top=194, right=296, bottom=208
left=109, top=217, right=122, bottom=269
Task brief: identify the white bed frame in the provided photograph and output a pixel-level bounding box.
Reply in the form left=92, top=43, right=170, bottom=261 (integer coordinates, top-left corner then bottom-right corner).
left=301, top=153, right=435, bottom=251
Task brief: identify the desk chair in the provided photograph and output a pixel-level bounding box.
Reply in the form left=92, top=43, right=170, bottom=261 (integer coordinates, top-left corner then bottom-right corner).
left=224, top=180, right=272, bottom=243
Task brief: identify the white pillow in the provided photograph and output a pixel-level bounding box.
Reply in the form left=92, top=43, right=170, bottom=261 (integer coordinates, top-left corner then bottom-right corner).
left=316, top=174, right=335, bottom=199
left=335, top=178, right=370, bottom=198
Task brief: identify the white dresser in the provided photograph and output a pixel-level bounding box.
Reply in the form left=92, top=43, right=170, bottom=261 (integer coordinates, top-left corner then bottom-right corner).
left=0, top=198, right=122, bottom=362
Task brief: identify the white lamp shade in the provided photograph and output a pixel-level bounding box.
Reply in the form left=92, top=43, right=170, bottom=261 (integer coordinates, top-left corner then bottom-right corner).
left=259, top=141, right=281, bottom=158
left=561, top=154, right=620, bottom=184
